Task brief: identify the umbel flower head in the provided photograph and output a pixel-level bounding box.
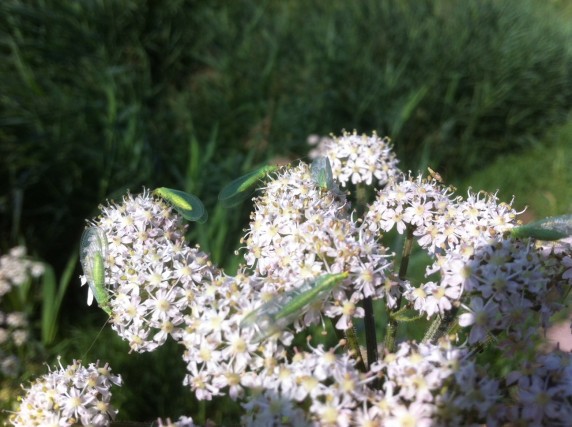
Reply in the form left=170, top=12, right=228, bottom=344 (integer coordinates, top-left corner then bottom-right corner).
left=10, top=358, right=122, bottom=427
left=77, top=130, right=572, bottom=426
left=81, top=189, right=219, bottom=353
left=308, top=130, right=400, bottom=187
left=0, top=246, right=45, bottom=298
left=244, top=162, right=393, bottom=329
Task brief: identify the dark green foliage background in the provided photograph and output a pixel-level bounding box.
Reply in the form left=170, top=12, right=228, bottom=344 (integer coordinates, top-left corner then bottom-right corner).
left=1, top=0, right=572, bottom=423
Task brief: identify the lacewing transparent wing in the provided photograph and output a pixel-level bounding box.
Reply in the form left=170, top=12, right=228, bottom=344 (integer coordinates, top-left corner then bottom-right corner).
left=311, top=156, right=335, bottom=190
left=511, top=214, right=572, bottom=240
left=153, top=187, right=208, bottom=223
left=218, top=165, right=278, bottom=208
left=241, top=272, right=349, bottom=340
left=311, top=156, right=343, bottom=196
left=80, top=227, right=112, bottom=316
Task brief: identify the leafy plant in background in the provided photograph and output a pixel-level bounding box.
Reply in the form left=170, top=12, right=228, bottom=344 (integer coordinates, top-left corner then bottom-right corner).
left=2, top=0, right=572, bottom=305
left=10, top=132, right=572, bottom=426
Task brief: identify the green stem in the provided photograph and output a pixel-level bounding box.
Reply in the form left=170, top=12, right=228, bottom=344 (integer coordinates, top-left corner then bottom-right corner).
left=355, top=184, right=368, bottom=213
left=330, top=318, right=367, bottom=372
left=385, top=224, right=415, bottom=352
left=353, top=182, right=378, bottom=370
left=362, top=296, right=378, bottom=368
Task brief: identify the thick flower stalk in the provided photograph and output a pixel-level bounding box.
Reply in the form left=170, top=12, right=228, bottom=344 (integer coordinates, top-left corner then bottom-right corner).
left=10, top=359, right=122, bottom=427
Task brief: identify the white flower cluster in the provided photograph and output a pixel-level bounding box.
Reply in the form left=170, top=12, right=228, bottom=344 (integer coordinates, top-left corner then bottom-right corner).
left=242, top=338, right=498, bottom=426
left=369, top=340, right=498, bottom=427
left=82, top=189, right=220, bottom=352
left=0, top=311, right=29, bottom=377
left=155, top=415, right=197, bottom=426
left=363, top=173, right=572, bottom=348
left=308, top=131, right=400, bottom=187
left=241, top=342, right=366, bottom=426
left=502, top=350, right=572, bottom=425
left=76, top=131, right=572, bottom=425
left=10, top=359, right=122, bottom=427
left=0, top=246, right=44, bottom=297
left=0, top=246, right=44, bottom=377
left=179, top=271, right=264, bottom=401
left=244, top=163, right=393, bottom=324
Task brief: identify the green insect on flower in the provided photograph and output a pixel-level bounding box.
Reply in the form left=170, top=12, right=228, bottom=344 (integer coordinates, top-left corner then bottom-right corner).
left=241, top=272, right=349, bottom=340
left=218, top=165, right=279, bottom=208
left=153, top=187, right=208, bottom=223
left=80, top=227, right=112, bottom=316
left=311, top=156, right=341, bottom=195
left=511, top=214, right=572, bottom=241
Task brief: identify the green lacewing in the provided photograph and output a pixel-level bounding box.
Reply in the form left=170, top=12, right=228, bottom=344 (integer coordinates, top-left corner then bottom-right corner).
left=218, top=164, right=278, bottom=208
left=241, top=271, right=349, bottom=339
left=80, top=227, right=112, bottom=316
left=153, top=187, right=208, bottom=223
left=311, top=156, right=342, bottom=195
left=511, top=214, right=572, bottom=241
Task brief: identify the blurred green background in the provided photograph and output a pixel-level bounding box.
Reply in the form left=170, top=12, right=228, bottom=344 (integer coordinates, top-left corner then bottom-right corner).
left=1, top=0, right=572, bottom=423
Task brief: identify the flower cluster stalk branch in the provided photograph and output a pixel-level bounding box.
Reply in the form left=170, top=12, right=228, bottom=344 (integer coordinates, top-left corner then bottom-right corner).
left=355, top=183, right=379, bottom=371
left=361, top=296, right=378, bottom=369
left=385, top=224, right=415, bottom=352
left=328, top=317, right=367, bottom=372
left=344, top=324, right=367, bottom=373
left=423, top=305, right=459, bottom=344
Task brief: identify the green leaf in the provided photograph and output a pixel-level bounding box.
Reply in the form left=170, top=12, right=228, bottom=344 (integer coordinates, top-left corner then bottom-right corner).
left=241, top=272, right=349, bottom=340
left=218, top=165, right=278, bottom=208
left=511, top=214, right=572, bottom=240
left=153, top=187, right=208, bottom=223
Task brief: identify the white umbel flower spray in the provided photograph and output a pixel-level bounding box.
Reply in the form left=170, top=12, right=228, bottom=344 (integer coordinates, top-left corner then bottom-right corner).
left=244, top=162, right=393, bottom=331
left=10, top=358, right=122, bottom=427
left=308, top=131, right=400, bottom=187
left=82, top=189, right=219, bottom=352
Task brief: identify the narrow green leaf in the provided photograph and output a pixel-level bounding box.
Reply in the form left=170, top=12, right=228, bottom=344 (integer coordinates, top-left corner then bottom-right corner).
left=80, top=227, right=112, bottom=316
left=218, top=165, right=278, bottom=208
left=154, top=187, right=208, bottom=223
left=241, top=272, right=349, bottom=339
left=42, top=251, right=78, bottom=346
left=511, top=214, right=572, bottom=240
left=41, top=264, right=57, bottom=345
